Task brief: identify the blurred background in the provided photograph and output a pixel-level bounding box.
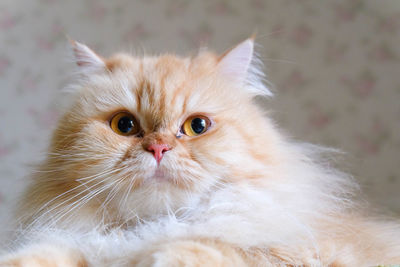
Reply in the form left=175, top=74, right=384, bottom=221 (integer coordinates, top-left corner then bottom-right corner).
left=0, top=0, right=399, bottom=239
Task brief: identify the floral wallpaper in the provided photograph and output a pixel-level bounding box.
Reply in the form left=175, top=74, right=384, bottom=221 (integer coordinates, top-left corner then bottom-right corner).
left=0, top=0, right=399, bottom=240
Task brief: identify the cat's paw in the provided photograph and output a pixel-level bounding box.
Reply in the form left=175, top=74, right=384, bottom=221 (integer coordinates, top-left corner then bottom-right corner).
left=0, top=244, right=87, bottom=267
left=130, top=240, right=246, bottom=267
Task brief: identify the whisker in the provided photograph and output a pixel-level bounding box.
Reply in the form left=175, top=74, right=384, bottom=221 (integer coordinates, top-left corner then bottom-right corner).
left=49, top=180, right=117, bottom=226
left=22, top=167, right=125, bottom=230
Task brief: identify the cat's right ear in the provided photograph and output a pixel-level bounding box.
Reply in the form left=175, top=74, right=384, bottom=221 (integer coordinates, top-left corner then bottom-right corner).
left=217, top=38, right=272, bottom=97
left=69, top=39, right=106, bottom=74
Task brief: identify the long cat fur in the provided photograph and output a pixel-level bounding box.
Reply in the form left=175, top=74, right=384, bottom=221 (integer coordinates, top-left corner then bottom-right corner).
left=0, top=38, right=399, bottom=266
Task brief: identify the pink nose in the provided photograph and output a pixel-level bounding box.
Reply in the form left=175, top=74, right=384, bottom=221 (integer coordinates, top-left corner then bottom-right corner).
left=146, top=144, right=170, bottom=164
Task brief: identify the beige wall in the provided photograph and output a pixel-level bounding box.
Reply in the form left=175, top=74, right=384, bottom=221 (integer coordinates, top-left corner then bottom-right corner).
left=0, top=0, right=399, bottom=237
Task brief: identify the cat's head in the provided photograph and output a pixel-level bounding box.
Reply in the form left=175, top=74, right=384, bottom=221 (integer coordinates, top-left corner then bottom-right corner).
left=45, top=39, right=281, bottom=221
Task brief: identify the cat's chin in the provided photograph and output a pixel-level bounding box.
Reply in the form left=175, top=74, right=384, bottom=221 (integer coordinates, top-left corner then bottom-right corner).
left=118, top=178, right=202, bottom=223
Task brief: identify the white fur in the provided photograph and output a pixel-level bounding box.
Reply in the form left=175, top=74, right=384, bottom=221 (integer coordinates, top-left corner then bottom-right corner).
left=2, top=141, right=362, bottom=266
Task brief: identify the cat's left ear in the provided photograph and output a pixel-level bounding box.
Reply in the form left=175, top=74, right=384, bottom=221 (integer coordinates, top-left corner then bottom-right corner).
left=69, top=39, right=106, bottom=74
left=218, top=38, right=272, bottom=96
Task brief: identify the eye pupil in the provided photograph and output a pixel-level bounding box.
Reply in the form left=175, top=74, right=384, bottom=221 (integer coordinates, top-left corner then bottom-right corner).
left=118, top=116, right=134, bottom=133
left=191, top=118, right=206, bottom=134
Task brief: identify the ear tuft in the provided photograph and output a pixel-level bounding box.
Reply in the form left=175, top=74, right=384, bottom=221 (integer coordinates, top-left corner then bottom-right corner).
left=218, top=38, right=272, bottom=97
left=218, top=39, right=254, bottom=80
left=69, top=39, right=106, bottom=73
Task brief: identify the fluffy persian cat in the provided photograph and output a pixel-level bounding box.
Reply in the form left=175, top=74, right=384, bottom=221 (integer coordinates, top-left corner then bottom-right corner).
left=1, top=38, right=399, bottom=267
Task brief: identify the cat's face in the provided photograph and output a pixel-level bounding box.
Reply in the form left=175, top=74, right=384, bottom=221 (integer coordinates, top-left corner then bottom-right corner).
left=47, top=39, right=278, bottom=220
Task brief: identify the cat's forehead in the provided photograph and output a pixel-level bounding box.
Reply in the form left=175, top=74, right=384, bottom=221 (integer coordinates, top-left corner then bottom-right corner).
left=108, top=53, right=217, bottom=85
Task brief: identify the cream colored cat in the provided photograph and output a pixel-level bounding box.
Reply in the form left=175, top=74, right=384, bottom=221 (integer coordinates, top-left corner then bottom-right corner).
left=1, top=38, right=399, bottom=266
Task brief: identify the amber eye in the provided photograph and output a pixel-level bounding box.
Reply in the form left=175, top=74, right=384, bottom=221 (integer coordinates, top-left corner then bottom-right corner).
left=182, top=116, right=211, bottom=136
left=110, top=112, right=140, bottom=136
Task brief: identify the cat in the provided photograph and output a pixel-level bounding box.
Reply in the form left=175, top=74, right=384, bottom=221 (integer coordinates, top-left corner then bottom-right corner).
left=0, top=37, right=399, bottom=266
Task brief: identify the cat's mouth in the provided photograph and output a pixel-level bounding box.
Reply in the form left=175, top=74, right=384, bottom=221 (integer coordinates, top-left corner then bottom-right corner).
left=151, top=167, right=170, bottom=181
